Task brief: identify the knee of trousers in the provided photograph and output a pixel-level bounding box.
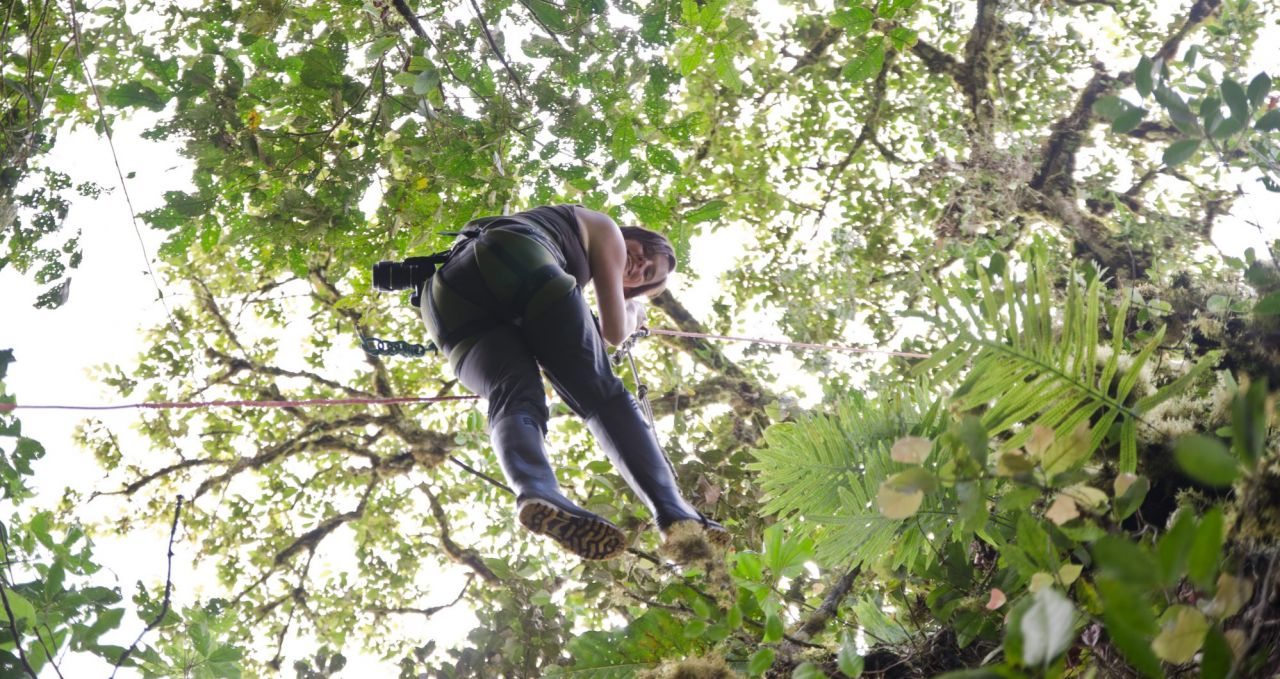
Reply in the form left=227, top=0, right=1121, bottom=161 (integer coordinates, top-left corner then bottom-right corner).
left=575, top=381, right=634, bottom=421
left=486, top=393, right=549, bottom=433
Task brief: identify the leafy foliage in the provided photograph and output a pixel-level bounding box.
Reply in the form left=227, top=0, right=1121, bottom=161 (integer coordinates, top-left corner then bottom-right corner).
left=749, top=392, right=944, bottom=569
left=9, top=0, right=1280, bottom=675
left=912, top=244, right=1220, bottom=472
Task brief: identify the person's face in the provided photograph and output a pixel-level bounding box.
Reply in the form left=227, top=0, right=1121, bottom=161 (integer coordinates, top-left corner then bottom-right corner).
left=622, top=239, right=670, bottom=292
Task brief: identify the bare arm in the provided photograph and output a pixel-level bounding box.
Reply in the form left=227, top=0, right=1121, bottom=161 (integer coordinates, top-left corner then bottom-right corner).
left=574, top=207, right=638, bottom=346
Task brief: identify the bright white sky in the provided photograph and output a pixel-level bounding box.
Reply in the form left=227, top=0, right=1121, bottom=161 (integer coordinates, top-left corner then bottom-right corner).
left=2, top=2, right=1279, bottom=676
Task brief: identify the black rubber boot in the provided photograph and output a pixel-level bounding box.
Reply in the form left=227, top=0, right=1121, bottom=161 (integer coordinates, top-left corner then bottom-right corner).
left=491, top=413, right=628, bottom=560
left=585, top=395, right=729, bottom=548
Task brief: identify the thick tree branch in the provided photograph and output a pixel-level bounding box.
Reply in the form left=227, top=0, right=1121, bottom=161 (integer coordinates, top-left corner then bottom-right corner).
left=274, top=481, right=374, bottom=565
left=910, top=39, right=961, bottom=79
left=1154, top=0, right=1223, bottom=62
left=959, top=0, right=999, bottom=140
left=792, top=567, right=860, bottom=642
left=790, top=26, right=843, bottom=73
left=1030, top=63, right=1119, bottom=195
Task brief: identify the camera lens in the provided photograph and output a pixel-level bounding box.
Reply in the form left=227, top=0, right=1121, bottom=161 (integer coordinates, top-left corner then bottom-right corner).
left=372, top=261, right=406, bottom=292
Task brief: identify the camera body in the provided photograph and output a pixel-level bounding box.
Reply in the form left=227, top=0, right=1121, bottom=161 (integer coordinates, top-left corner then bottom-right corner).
left=372, top=256, right=439, bottom=307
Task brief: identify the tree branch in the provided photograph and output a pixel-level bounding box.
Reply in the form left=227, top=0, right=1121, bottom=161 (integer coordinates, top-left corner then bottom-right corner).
left=371, top=574, right=474, bottom=618
left=111, top=496, right=183, bottom=678
left=792, top=567, right=860, bottom=642
left=790, top=26, right=843, bottom=73
left=1030, top=63, right=1119, bottom=195
left=467, top=0, right=529, bottom=101
left=419, top=485, right=499, bottom=583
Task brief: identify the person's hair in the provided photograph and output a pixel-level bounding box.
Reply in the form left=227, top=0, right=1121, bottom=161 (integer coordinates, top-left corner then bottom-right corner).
left=620, top=226, right=677, bottom=298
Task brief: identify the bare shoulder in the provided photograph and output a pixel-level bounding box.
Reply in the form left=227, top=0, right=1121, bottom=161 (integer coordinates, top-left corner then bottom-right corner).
left=572, top=206, right=622, bottom=253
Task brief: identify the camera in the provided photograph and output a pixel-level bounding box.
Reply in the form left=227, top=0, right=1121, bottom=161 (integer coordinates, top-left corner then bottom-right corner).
left=372, top=256, right=438, bottom=307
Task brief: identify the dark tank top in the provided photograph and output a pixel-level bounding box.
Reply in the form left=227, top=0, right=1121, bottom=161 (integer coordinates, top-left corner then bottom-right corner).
left=461, top=204, right=592, bottom=287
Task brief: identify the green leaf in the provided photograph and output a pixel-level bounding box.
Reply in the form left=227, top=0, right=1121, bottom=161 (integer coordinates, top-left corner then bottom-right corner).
left=1151, top=606, right=1208, bottom=664
left=526, top=0, right=568, bottom=32
left=1112, top=106, right=1146, bottom=134
left=733, top=552, right=764, bottom=582
left=1200, top=628, right=1234, bottom=679
left=646, top=146, right=681, bottom=174
left=1256, top=109, right=1280, bottom=131
left=1092, top=95, right=1129, bottom=121
left=1114, top=474, right=1150, bottom=521
left=830, top=7, right=875, bottom=36
left=1, top=587, right=37, bottom=625
left=1097, top=579, right=1164, bottom=678
left=888, top=27, right=917, bottom=50
left=748, top=647, right=775, bottom=676
left=1187, top=507, right=1224, bottom=589
left=763, top=525, right=814, bottom=579
left=1254, top=292, right=1280, bottom=315
left=876, top=467, right=937, bottom=519
left=300, top=47, right=342, bottom=89
left=793, top=662, right=825, bottom=679
left=1162, top=139, right=1201, bottom=166
left=1093, top=535, right=1159, bottom=587
left=683, top=200, right=727, bottom=225
left=837, top=631, right=864, bottom=677
left=1041, top=422, right=1092, bottom=476
left=1135, top=56, right=1154, bottom=97
left=842, top=38, right=885, bottom=81
left=1247, top=72, right=1272, bottom=108
left=1156, top=509, right=1197, bottom=586
left=1018, top=588, right=1075, bottom=667
left=763, top=613, right=784, bottom=643
left=1221, top=79, right=1250, bottom=121
left=1174, top=435, right=1239, bottom=487
left=624, top=195, right=669, bottom=225
left=104, top=81, right=167, bottom=111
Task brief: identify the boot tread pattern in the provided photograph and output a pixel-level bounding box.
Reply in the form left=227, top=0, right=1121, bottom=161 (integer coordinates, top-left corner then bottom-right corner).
left=518, top=499, right=628, bottom=560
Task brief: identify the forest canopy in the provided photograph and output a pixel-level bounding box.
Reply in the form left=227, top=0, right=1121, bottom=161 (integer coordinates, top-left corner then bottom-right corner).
left=2, top=0, right=1280, bottom=676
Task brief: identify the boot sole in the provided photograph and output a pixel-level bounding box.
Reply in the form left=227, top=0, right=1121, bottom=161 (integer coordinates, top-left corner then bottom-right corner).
left=518, top=499, right=628, bottom=560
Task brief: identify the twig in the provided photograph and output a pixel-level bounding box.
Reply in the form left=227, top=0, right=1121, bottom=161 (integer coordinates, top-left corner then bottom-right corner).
left=1234, top=548, right=1279, bottom=679
left=0, top=522, right=40, bottom=678
left=467, top=0, right=528, bottom=101
left=449, top=456, right=513, bottom=494
left=371, top=574, right=475, bottom=617
left=111, top=495, right=184, bottom=678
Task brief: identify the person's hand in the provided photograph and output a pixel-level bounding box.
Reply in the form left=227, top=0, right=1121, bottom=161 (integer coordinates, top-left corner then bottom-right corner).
left=625, top=298, right=647, bottom=332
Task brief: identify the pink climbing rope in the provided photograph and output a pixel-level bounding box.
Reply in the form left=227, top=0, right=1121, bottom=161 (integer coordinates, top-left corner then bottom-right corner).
left=647, top=328, right=931, bottom=359
left=0, top=329, right=927, bottom=412
left=0, top=395, right=479, bottom=412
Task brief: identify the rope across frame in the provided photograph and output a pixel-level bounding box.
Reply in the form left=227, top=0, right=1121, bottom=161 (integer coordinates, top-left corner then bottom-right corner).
left=1, top=328, right=928, bottom=412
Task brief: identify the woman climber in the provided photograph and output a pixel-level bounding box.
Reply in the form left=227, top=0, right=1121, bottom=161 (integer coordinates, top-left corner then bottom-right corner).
left=418, top=204, right=729, bottom=560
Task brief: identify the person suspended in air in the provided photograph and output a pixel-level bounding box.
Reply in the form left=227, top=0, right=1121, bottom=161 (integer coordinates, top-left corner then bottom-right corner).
left=394, top=204, right=728, bottom=560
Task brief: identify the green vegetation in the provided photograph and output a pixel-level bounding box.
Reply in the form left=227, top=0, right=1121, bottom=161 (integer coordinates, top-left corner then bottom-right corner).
left=3, top=0, right=1278, bottom=676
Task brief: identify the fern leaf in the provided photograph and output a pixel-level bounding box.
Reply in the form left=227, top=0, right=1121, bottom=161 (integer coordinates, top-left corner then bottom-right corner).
left=749, top=393, right=933, bottom=568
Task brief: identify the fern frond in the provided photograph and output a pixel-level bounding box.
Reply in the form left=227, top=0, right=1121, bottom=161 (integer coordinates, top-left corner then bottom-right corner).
left=748, top=392, right=947, bottom=568
left=913, top=243, right=1214, bottom=473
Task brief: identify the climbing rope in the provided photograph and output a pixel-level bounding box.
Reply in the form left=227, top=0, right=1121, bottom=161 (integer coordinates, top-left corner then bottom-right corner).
left=646, top=328, right=931, bottom=359
left=611, top=328, right=658, bottom=433
left=4, top=329, right=927, bottom=412
left=0, top=395, right=478, bottom=412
